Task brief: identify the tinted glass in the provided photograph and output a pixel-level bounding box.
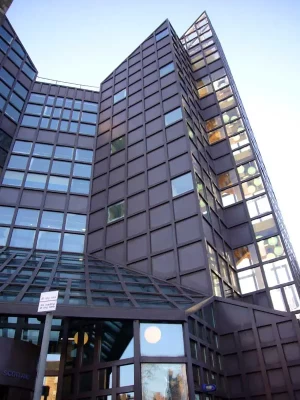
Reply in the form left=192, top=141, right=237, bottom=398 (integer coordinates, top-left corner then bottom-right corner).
left=37, top=231, right=61, bottom=251
left=0, top=68, right=14, bottom=86
left=41, top=211, right=64, bottom=229
left=156, top=28, right=168, bottom=41
left=79, top=123, right=96, bottom=136
left=83, top=101, right=98, bottom=113
left=25, top=173, right=47, bottom=189
left=15, top=209, right=39, bottom=227
left=73, top=163, right=91, bottom=178
left=113, top=89, right=126, bottom=104
left=75, top=149, right=93, bottom=163
left=5, top=105, right=20, bottom=122
left=159, top=62, right=174, bottom=77
left=81, top=112, right=97, bottom=123
left=33, top=143, right=53, bottom=157
left=164, top=107, right=182, bottom=126
left=29, top=94, right=45, bottom=104
left=0, top=206, right=14, bottom=224
left=10, top=228, right=35, bottom=248
left=48, top=176, right=69, bottom=192
left=70, top=179, right=89, bottom=194
left=0, top=227, right=9, bottom=246
left=29, top=158, right=50, bottom=173
left=65, top=214, right=86, bottom=232
left=22, top=63, right=36, bottom=80
left=3, top=171, right=24, bottom=186
left=63, top=233, right=84, bottom=253
left=8, top=155, right=28, bottom=170
left=107, top=202, right=124, bottom=222
left=51, top=161, right=71, bottom=175
left=54, top=146, right=73, bottom=160
left=10, top=93, right=24, bottom=111
left=171, top=173, right=193, bottom=196
left=21, top=115, right=39, bottom=127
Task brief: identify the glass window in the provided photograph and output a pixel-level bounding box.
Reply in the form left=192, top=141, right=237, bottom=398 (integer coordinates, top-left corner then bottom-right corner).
left=0, top=206, right=14, bottom=224
left=238, top=267, right=265, bottom=294
left=156, top=28, right=168, bottom=41
left=21, top=115, right=39, bottom=127
left=50, top=119, right=59, bottom=130
left=233, top=145, right=254, bottom=164
left=118, top=364, right=134, bottom=387
left=37, top=231, right=61, bottom=251
left=15, top=209, right=39, bottom=227
left=8, top=155, right=28, bottom=170
left=14, top=82, right=28, bottom=99
left=222, top=107, right=240, bottom=124
left=213, top=76, right=229, bottom=90
left=206, top=115, right=222, bottom=131
left=258, top=235, right=285, bottom=262
left=212, top=272, right=222, bottom=296
left=46, top=96, right=55, bottom=106
left=230, top=131, right=249, bottom=150
left=237, top=160, right=258, bottom=181
left=198, top=84, right=213, bottom=98
left=159, top=62, right=174, bottom=77
left=25, top=173, right=47, bottom=189
left=111, top=136, right=125, bottom=154
left=76, top=149, right=93, bottom=163
left=219, top=96, right=236, bottom=111
left=206, top=51, right=220, bottom=64
left=51, top=160, right=71, bottom=175
left=41, top=211, right=63, bottom=230
left=226, top=118, right=245, bottom=137
left=252, top=214, right=277, bottom=239
left=242, top=177, right=265, bottom=199
left=54, top=146, right=73, bottom=160
left=40, top=118, right=49, bottom=129
left=114, top=89, right=126, bottom=104
left=12, top=41, right=25, bottom=57
left=71, top=111, right=80, bottom=121
left=191, top=59, right=205, bottom=71
left=79, top=123, right=95, bottom=136
left=234, top=244, right=259, bottom=269
left=8, top=49, right=22, bottom=66
left=60, top=120, right=68, bottom=131
left=10, top=93, right=24, bottom=111
left=207, top=127, right=225, bottom=144
left=140, top=323, right=184, bottom=356
left=246, top=194, right=271, bottom=218
left=171, top=172, right=193, bottom=197
left=270, top=288, right=286, bottom=312
left=73, top=163, right=91, bottom=178
left=29, top=93, right=45, bottom=104
left=164, top=107, right=182, bottom=126
left=69, top=122, right=78, bottom=133
left=83, top=101, right=97, bottom=113
left=216, top=86, right=233, bottom=102
left=22, top=63, right=36, bottom=80
left=70, top=179, right=89, bottom=194
left=10, top=228, right=35, bottom=248
left=0, top=37, right=8, bottom=52
left=33, top=143, right=53, bottom=157
left=65, top=99, right=72, bottom=108
left=0, top=68, right=14, bottom=86
left=55, top=97, right=64, bottom=107
left=107, top=201, right=125, bottom=223
left=196, top=75, right=211, bottom=89
left=190, top=52, right=203, bottom=64
left=48, top=176, right=69, bottom=192
left=65, top=214, right=86, bottom=232
left=264, top=259, right=293, bottom=287
left=81, top=112, right=97, bottom=124
left=0, top=96, right=5, bottom=111
left=0, top=81, right=10, bottom=98
left=0, top=26, right=13, bottom=44
left=141, top=364, right=188, bottom=399
left=218, top=169, right=238, bottom=189
left=3, top=171, right=24, bottom=186
left=62, top=233, right=84, bottom=253
left=284, top=285, right=300, bottom=311
left=221, top=185, right=242, bottom=207
left=29, top=157, right=50, bottom=173
left=0, top=227, right=9, bottom=246
left=5, top=104, right=20, bottom=122
left=62, top=109, right=70, bottom=120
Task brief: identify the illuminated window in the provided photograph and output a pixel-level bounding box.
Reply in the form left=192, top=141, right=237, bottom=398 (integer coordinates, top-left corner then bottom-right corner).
left=242, top=177, right=265, bottom=199
left=234, top=244, right=259, bottom=269
left=257, top=236, right=285, bottom=262
left=221, top=185, right=242, bottom=207
left=238, top=267, right=265, bottom=294
left=246, top=194, right=271, bottom=218
left=252, top=214, right=277, bottom=239
left=263, top=259, right=293, bottom=287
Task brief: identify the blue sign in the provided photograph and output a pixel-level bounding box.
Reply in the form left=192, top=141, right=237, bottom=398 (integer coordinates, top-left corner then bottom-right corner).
left=202, top=383, right=216, bottom=392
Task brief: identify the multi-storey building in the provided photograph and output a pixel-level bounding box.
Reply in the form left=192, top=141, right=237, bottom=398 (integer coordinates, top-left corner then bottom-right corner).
left=0, top=9, right=300, bottom=400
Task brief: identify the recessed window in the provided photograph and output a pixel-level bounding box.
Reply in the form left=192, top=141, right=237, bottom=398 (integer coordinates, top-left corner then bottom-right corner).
left=29, top=93, right=45, bottom=104
left=73, top=163, right=91, bottom=178
left=37, top=231, right=61, bottom=251
left=238, top=267, right=265, bottom=294
left=79, top=123, right=95, bottom=136
left=107, top=201, right=125, bottom=223
left=54, top=146, right=73, bottom=160
left=221, top=185, right=242, bottom=207
left=83, top=101, right=98, bottom=113
left=65, top=214, right=86, bottom=232
left=8, top=155, right=28, bottom=170
left=206, top=115, right=222, bottom=131
left=62, top=109, right=70, bottom=120
left=0, top=37, right=8, bottom=52
left=206, top=51, right=220, bottom=64
left=81, top=112, right=97, bottom=124
left=63, top=233, right=84, bottom=253
left=41, top=211, right=63, bottom=230
left=15, top=209, right=39, bottom=227
left=111, top=136, right=125, bottom=154
left=0, top=206, right=14, bottom=224
left=113, top=89, right=126, bottom=104
left=263, top=259, right=293, bottom=287
left=21, top=115, right=39, bottom=127
left=48, top=176, right=69, bottom=192
left=10, top=228, right=35, bottom=248
left=50, top=119, right=59, bottom=130
left=25, top=173, right=47, bottom=189
left=46, top=96, right=55, bottom=106
left=156, top=28, right=168, bottom=41
left=252, top=214, right=277, bottom=239
left=33, top=143, right=53, bottom=157
left=25, top=104, right=42, bottom=116
left=159, top=62, right=174, bottom=77
left=51, top=161, right=71, bottom=175
left=29, top=158, right=50, bottom=173
left=3, top=171, right=24, bottom=186
left=73, top=100, right=82, bottom=110
left=40, top=118, right=49, bottom=129
left=60, top=120, right=68, bottom=131
left=171, top=172, right=193, bottom=197
left=218, top=169, right=238, bottom=189
left=69, top=122, right=78, bottom=133
left=246, top=194, right=271, bottom=218
left=75, top=149, right=93, bottom=163
left=234, top=244, right=259, bottom=269
left=164, top=107, right=182, bottom=127
left=55, top=97, right=64, bottom=107
left=71, top=110, right=80, bottom=121
left=198, top=84, right=213, bottom=98
left=0, top=227, right=9, bottom=246
left=70, top=179, right=89, bottom=194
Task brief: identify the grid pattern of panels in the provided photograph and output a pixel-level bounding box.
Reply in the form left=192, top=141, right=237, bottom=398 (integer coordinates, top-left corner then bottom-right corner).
left=0, top=248, right=205, bottom=309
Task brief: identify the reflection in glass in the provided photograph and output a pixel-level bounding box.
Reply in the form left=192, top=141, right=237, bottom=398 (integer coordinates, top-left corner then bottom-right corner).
left=233, top=145, right=254, bottom=164
left=207, top=127, right=225, bottom=144
left=198, top=84, right=213, bottom=98
left=219, top=96, right=236, bottom=111
left=10, top=228, right=35, bottom=248
left=119, top=364, right=134, bottom=387
left=242, top=177, right=265, bottom=199
left=270, top=288, right=286, bottom=312
left=15, top=209, right=39, bottom=227
left=25, top=173, right=47, bottom=189
left=258, top=235, right=285, bottom=262
left=99, top=367, right=112, bottom=389
left=263, top=259, right=293, bottom=287
left=142, top=364, right=188, bottom=400
left=237, top=160, right=258, bottom=181
left=252, top=214, right=277, bottom=239
left=284, top=284, right=300, bottom=311
left=107, top=201, right=125, bottom=223
left=216, top=85, right=233, bottom=101
left=0, top=206, right=14, bottom=224
left=206, top=115, right=222, bottom=131
left=41, top=211, right=63, bottom=229
left=221, top=185, right=242, bottom=207
left=238, top=267, right=265, bottom=294
left=164, top=108, right=183, bottom=126
left=247, top=194, right=271, bottom=218
left=234, top=244, right=259, bottom=269
left=171, top=173, right=193, bottom=197
left=218, top=169, right=238, bottom=189
left=37, top=231, right=61, bottom=251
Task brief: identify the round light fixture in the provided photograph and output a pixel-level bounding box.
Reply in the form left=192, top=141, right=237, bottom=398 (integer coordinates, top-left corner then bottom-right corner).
left=247, top=185, right=256, bottom=194
left=247, top=166, right=257, bottom=175
left=266, top=253, right=275, bottom=261
left=274, top=246, right=284, bottom=256
left=268, top=237, right=278, bottom=246
left=237, top=165, right=245, bottom=174
left=254, top=178, right=262, bottom=187
left=144, top=326, right=162, bottom=344
left=223, top=114, right=230, bottom=123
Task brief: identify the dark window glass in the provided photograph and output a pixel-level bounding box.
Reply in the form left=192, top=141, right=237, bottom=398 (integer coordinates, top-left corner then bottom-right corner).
left=0, top=96, right=5, bottom=111
left=8, top=49, right=22, bottom=66
left=22, top=63, right=36, bottom=80
left=21, top=115, right=39, bottom=127
left=113, top=89, right=126, bottom=104
left=156, top=28, right=168, bottom=41
left=54, top=146, right=73, bottom=160
left=51, top=160, right=71, bottom=175
left=0, top=130, right=12, bottom=151
left=111, top=137, right=125, bottom=153
left=0, top=26, right=13, bottom=44
left=33, top=143, right=52, bottom=157
left=79, top=123, right=95, bottom=136
left=83, top=101, right=98, bottom=113
left=5, top=104, right=20, bottom=122
left=29, top=157, right=50, bottom=173
left=29, top=93, right=45, bottom=104
left=25, top=104, right=42, bottom=115
left=12, top=41, right=25, bottom=57
left=0, top=68, right=14, bottom=86
left=10, top=93, right=24, bottom=111
left=107, top=201, right=124, bottom=222
left=81, top=112, right=97, bottom=124
left=75, top=149, right=93, bottom=163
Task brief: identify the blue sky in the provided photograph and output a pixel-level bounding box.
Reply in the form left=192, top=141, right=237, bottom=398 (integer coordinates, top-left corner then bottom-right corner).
left=7, top=0, right=300, bottom=260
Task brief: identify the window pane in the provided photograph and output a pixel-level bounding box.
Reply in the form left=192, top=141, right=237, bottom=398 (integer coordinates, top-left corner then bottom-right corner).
left=230, top=131, right=249, bottom=150
left=212, top=272, right=222, bottom=296
left=213, top=76, right=229, bottom=90
left=14, top=82, right=28, bottom=99
left=79, top=123, right=95, bottom=136
left=258, top=235, right=285, bottom=262
left=5, top=105, right=20, bottom=122
left=218, top=169, right=238, bottom=189
left=25, top=173, right=47, bottom=189
left=29, top=157, right=50, bottom=173
left=10, top=93, right=24, bottom=111
left=40, top=118, right=49, bottom=129
left=54, top=146, right=73, bottom=160
left=0, top=26, right=13, bottom=44
left=69, top=122, right=78, bottom=133
left=270, top=288, right=286, bottom=312
left=156, top=28, right=168, bottom=41
left=264, top=259, right=293, bottom=287
left=206, top=51, right=220, bottom=63
left=216, top=85, right=233, bottom=101
left=237, top=160, right=258, bottom=181
left=196, top=75, right=210, bottom=89
left=208, top=127, right=225, bottom=144
left=29, top=93, right=45, bottom=104
left=33, top=143, right=53, bottom=157
left=63, top=233, right=84, bottom=253
left=71, top=110, right=80, bottom=121
left=252, top=214, right=277, bottom=239
left=0, top=206, right=14, bottom=224
left=221, top=185, right=242, bottom=207
left=247, top=194, right=271, bottom=218
left=65, top=214, right=86, bottom=232
left=15, top=209, right=39, bottom=227
left=198, top=84, right=213, bottom=98
left=171, top=173, right=193, bottom=197
left=191, top=59, right=205, bottom=71
left=48, top=176, right=69, bottom=192
left=233, top=145, right=254, bottom=164
left=238, top=267, right=265, bottom=294
left=8, top=155, right=28, bottom=170
left=113, top=89, right=126, bottom=104
left=60, top=120, right=68, bottom=131
left=51, top=161, right=71, bottom=175
left=0, top=81, right=10, bottom=98
left=21, top=115, right=39, bottom=127
left=119, top=364, right=134, bottom=387
left=81, top=112, right=97, bottom=124
left=0, top=227, right=9, bottom=246
left=242, top=177, right=265, bottom=199
left=43, top=106, right=52, bottom=117
left=75, top=149, right=93, bottom=163
left=107, top=201, right=124, bottom=223
left=159, top=62, right=174, bottom=77
left=83, top=101, right=98, bottom=113
left=284, top=285, right=300, bottom=311
left=70, top=179, right=89, bottom=194
left=234, top=244, right=259, bottom=269
left=41, top=211, right=63, bottom=230
left=22, top=63, right=36, bottom=80
left=12, top=41, right=25, bottom=57
left=0, top=68, right=14, bottom=86
left=206, top=115, right=222, bottom=131
left=141, top=364, right=188, bottom=399
left=62, top=109, right=70, bottom=120
left=222, top=107, right=240, bottom=124
left=50, top=119, right=59, bottom=130
left=10, top=228, right=35, bottom=248
left=111, top=137, right=125, bottom=153
left=37, top=231, right=61, bottom=251
left=164, top=107, right=182, bottom=126
left=140, top=323, right=184, bottom=356
left=73, top=163, right=91, bottom=178
left=3, top=171, right=24, bottom=186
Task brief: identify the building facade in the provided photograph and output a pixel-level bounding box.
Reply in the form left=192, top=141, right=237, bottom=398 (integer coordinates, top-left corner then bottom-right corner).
left=0, top=10, right=300, bottom=400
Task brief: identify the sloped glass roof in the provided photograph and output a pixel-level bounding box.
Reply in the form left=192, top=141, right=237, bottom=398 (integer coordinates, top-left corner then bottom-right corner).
left=0, top=248, right=206, bottom=310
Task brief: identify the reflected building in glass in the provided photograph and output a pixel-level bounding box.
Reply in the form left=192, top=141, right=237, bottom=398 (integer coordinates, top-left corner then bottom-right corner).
left=0, top=9, right=300, bottom=400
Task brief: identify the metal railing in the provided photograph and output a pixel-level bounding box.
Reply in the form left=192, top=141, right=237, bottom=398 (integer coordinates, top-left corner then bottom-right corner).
left=36, top=76, right=100, bottom=91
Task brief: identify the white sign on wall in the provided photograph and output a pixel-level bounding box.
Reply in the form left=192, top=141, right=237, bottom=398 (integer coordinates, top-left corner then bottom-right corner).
left=37, top=291, right=59, bottom=313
